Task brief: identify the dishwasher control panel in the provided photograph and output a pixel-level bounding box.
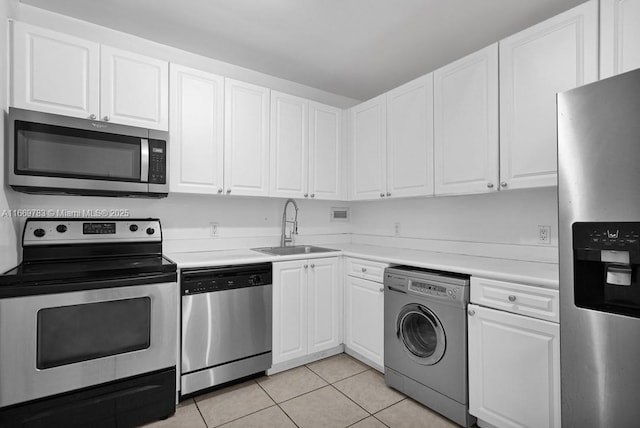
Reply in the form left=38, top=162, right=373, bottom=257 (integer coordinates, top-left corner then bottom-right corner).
left=181, top=263, right=272, bottom=296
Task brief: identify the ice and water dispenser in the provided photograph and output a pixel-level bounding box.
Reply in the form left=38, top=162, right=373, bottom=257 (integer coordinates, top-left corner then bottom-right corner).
left=573, top=222, right=640, bottom=317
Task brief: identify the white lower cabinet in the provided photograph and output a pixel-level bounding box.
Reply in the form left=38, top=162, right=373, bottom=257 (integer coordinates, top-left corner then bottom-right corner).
left=468, top=282, right=561, bottom=428
left=344, top=263, right=386, bottom=369
left=272, top=257, right=341, bottom=366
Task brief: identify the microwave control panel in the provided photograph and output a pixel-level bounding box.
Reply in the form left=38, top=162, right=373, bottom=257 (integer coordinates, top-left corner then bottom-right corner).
left=148, top=140, right=166, bottom=184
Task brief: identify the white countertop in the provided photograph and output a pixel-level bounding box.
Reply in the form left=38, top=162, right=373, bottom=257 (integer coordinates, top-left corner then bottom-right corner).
left=167, top=243, right=558, bottom=289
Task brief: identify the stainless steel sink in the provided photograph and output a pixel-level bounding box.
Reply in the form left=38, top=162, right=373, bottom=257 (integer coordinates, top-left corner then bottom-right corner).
left=251, top=245, right=339, bottom=256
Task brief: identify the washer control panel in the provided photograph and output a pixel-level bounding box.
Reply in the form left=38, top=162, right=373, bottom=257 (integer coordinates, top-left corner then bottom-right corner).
left=384, top=265, right=470, bottom=307
left=408, top=280, right=458, bottom=301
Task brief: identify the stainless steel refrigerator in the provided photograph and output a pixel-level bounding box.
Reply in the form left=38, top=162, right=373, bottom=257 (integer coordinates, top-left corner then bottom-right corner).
left=558, top=68, right=640, bottom=427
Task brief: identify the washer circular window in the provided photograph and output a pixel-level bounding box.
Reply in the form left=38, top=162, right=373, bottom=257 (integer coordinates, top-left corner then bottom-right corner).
left=396, top=303, right=445, bottom=365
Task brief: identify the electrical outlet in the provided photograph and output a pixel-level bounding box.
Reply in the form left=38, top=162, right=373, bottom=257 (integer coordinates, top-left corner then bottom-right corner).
left=209, top=222, right=219, bottom=238
left=394, top=222, right=401, bottom=236
left=538, top=225, right=551, bottom=244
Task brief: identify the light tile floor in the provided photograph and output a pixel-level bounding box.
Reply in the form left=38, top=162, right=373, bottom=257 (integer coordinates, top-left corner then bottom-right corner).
left=144, top=353, right=461, bottom=428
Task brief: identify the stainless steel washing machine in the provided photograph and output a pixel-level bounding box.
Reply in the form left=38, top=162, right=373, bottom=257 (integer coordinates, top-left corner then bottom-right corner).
left=384, top=266, right=475, bottom=427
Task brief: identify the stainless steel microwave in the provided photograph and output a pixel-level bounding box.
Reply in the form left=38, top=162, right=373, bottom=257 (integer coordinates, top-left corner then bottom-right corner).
left=8, top=108, right=169, bottom=197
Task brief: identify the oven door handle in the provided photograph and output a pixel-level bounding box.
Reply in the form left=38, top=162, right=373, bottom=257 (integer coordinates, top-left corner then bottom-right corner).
left=0, top=271, right=177, bottom=298
left=140, top=138, right=149, bottom=183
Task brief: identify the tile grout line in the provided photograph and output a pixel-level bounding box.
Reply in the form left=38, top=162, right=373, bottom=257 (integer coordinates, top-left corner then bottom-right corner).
left=371, top=414, right=392, bottom=428
left=188, top=357, right=400, bottom=428
left=305, top=363, right=370, bottom=385
left=329, top=371, right=405, bottom=428
left=255, top=378, right=301, bottom=428
left=371, top=397, right=409, bottom=416
left=328, top=383, right=374, bottom=420
left=275, top=401, right=301, bottom=428
left=192, top=398, right=211, bottom=428
left=194, top=380, right=279, bottom=428
left=256, top=367, right=329, bottom=405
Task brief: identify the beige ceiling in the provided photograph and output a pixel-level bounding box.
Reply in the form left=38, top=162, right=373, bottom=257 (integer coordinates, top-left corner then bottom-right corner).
left=20, top=0, right=588, bottom=101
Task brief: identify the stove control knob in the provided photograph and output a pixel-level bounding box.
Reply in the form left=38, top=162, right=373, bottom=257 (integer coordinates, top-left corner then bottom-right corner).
left=129, top=224, right=139, bottom=232
left=146, top=227, right=155, bottom=235
left=34, top=228, right=46, bottom=238
left=56, top=224, right=67, bottom=233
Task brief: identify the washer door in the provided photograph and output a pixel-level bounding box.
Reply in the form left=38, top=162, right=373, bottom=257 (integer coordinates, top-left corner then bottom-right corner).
left=396, top=303, right=446, bottom=365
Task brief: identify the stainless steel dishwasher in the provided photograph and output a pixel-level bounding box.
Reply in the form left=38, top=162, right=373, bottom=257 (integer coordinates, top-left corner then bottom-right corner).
left=180, top=263, right=272, bottom=396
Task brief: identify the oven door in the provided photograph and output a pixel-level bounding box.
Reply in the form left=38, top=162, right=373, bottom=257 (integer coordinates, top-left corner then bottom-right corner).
left=8, top=108, right=167, bottom=195
left=0, top=281, right=177, bottom=408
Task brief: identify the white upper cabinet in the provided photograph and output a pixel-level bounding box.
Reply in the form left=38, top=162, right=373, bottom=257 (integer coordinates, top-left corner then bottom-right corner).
left=350, top=94, right=387, bottom=200
left=270, top=91, right=309, bottom=198
left=224, top=78, right=271, bottom=197
left=434, top=44, right=499, bottom=196
left=499, top=0, right=598, bottom=190
left=309, top=102, right=343, bottom=200
left=100, top=46, right=169, bottom=130
left=12, top=22, right=169, bottom=130
left=169, top=64, right=224, bottom=194
left=12, top=22, right=100, bottom=119
left=349, top=75, right=434, bottom=201
left=269, top=95, right=344, bottom=200
left=386, top=74, right=434, bottom=198
left=600, top=0, right=640, bottom=78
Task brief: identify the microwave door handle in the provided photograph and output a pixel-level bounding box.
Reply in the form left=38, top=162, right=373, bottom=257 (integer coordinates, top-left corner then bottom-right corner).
left=140, top=139, right=149, bottom=183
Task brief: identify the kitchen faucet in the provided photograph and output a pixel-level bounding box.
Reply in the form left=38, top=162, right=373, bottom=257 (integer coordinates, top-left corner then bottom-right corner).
left=280, top=199, right=299, bottom=247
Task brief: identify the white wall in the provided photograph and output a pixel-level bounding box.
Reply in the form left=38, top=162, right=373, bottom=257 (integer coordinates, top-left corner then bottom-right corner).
left=350, top=187, right=559, bottom=262
left=9, top=192, right=352, bottom=254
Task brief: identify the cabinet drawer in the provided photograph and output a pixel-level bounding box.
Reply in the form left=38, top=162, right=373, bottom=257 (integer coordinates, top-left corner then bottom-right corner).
left=345, top=258, right=389, bottom=283
left=471, top=277, right=559, bottom=323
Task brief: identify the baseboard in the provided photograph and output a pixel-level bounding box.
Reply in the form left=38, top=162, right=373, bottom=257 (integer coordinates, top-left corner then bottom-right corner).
left=267, top=345, right=344, bottom=375
left=477, top=418, right=499, bottom=428
left=344, top=347, right=383, bottom=373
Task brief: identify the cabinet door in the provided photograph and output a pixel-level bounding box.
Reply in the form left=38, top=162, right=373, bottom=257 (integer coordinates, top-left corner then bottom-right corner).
left=386, top=74, right=434, bottom=198
left=270, top=91, right=308, bottom=198
left=434, top=44, right=499, bottom=195
left=12, top=22, right=100, bottom=119
left=499, top=0, right=598, bottom=190
left=468, top=304, right=560, bottom=428
left=308, top=258, right=341, bottom=354
left=100, top=45, right=169, bottom=130
left=344, top=276, right=384, bottom=367
left=169, top=64, right=224, bottom=194
left=224, top=78, right=271, bottom=196
left=273, top=261, right=308, bottom=365
left=350, top=95, right=387, bottom=200
left=309, top=102, right=343, bottom=200
left=601, top=0, right=640, bottom=78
